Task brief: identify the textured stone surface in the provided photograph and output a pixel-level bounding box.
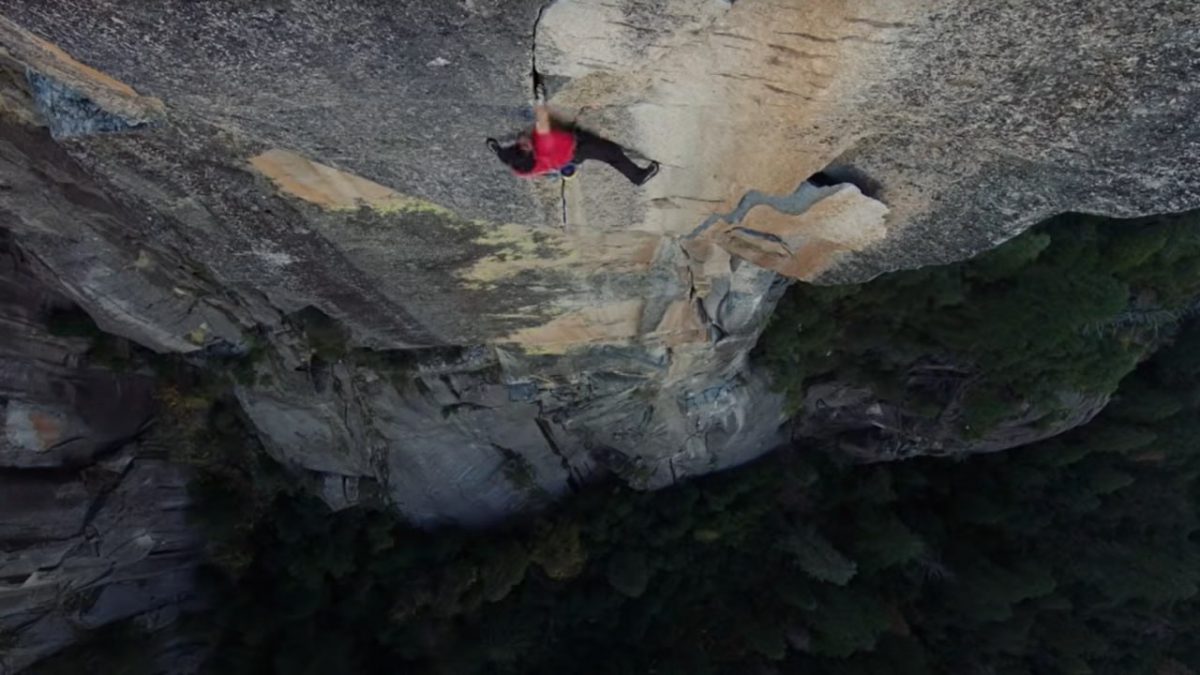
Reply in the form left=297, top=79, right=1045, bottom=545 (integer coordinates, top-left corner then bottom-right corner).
left=538, top=0, right=1200, bottom=279
left=0, top=0, right=1197, bottom=532
left=0, top=234, right=158, bottom=468
left=0, top=451, right=205, bottom=674
left=0, top=239, right=203, bottom=674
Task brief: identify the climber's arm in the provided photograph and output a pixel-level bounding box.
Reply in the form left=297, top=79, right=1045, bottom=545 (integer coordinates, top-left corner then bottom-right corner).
left=534, top=104, right=552, bottom=134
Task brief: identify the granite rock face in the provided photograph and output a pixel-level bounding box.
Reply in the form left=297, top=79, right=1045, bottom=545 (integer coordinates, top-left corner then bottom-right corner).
left=0, top=237, right=204, bottom=674
left=0, top=0, right=1197, bottom=529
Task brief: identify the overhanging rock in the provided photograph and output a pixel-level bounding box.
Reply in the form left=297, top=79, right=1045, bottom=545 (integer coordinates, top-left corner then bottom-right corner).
left=0, top=0, right=1196, bottom=525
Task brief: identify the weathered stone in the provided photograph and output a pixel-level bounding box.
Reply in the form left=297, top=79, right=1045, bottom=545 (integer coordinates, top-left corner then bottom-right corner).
left=0, top=453, right=205, bottom=671
left=0, top=0, right=1195, bottom=527
left=26, top=72, right=150, bottom=139
left=0, top=235, right=157, bottom=469
left=0, top=237, right=202, bottom=674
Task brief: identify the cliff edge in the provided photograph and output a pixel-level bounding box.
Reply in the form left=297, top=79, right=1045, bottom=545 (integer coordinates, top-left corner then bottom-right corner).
left=0, top=0, right=1196, bottom=529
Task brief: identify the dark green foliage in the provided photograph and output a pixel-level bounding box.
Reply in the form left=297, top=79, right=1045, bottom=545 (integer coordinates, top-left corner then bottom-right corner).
left=778, top=526, right=858, bottom=584
left=28, top=621, right=155, bottom=675
left=605, top=549, right=652, bottom=597
left=292, top=306, right=349, bottom=361
left=44, top=305, right=104, bottom=338
left=44, top=305, right=135, bottom=370
left=498, top=447, right=544, bottom=497
left=806, top=586, right=893, bottom=657
left=758, top=211, right=1200, bottom=433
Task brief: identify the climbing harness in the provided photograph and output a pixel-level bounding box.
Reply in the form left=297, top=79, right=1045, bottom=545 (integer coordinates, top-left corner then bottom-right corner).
left=534, top=163, right=577, bottom=182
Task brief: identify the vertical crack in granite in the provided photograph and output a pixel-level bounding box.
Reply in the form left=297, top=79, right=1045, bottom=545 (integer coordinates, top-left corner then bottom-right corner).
left=530, top=0, right=558, bottom=96
left=559, top=176, right=568, bottom=228
left=535, top=416, right=578, bottom=492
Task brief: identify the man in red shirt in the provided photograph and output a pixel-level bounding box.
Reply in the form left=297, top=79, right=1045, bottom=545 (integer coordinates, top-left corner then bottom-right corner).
left=488, top=103, right=659, bottom=185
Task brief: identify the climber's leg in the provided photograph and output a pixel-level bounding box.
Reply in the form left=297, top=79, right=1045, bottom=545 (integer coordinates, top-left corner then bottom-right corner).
left=573, top=129, right=657, bottom=185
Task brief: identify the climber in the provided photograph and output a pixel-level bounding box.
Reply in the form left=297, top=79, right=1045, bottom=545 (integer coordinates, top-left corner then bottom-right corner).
left=487, top=101, right=659, bottom=186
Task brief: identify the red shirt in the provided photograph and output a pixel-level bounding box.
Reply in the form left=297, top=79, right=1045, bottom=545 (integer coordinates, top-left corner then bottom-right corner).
left=519, top=128, right=576, bottom=176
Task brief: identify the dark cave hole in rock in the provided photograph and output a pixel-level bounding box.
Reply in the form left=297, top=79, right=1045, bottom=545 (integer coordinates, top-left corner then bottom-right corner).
left=807, top=164, right=883, bottom=201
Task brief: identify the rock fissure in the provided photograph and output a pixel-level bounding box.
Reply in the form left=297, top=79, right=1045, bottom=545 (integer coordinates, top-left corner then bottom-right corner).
left=558, top=176, right=567, bottom=228
left=730, top=226, right=789, bottom=249
left=529, top=0, right=558, bottom=98
left=534, top=416, right=578, bottom=492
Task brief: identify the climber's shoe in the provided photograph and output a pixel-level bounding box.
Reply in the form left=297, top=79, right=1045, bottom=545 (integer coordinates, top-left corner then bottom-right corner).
left=637, top=161, right=660, bottom=186
left=486, top=138, right=501, bottom=155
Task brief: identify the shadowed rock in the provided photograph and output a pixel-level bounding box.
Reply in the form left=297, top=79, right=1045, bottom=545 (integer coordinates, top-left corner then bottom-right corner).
left=0, top=237, right=203, bottom=674
left=0, top=0, right=1195, bottom=527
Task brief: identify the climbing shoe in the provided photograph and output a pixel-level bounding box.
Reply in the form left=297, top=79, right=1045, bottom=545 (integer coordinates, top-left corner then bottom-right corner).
left=637, top=161, right=660, bottom=186
left=486, top=138, right=501, bottom=155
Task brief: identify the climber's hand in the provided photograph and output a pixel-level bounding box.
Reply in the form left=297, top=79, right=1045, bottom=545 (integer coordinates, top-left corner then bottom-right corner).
left=534, top=103, right=551, bottom=134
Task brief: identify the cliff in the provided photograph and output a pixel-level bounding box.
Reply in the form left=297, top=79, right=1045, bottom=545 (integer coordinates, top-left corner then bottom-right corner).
left=0, top=234, right=203, bottom=673
left=1, top=0, right=1197, bottom=523
left=3, top=0, right=1200, bottom=670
